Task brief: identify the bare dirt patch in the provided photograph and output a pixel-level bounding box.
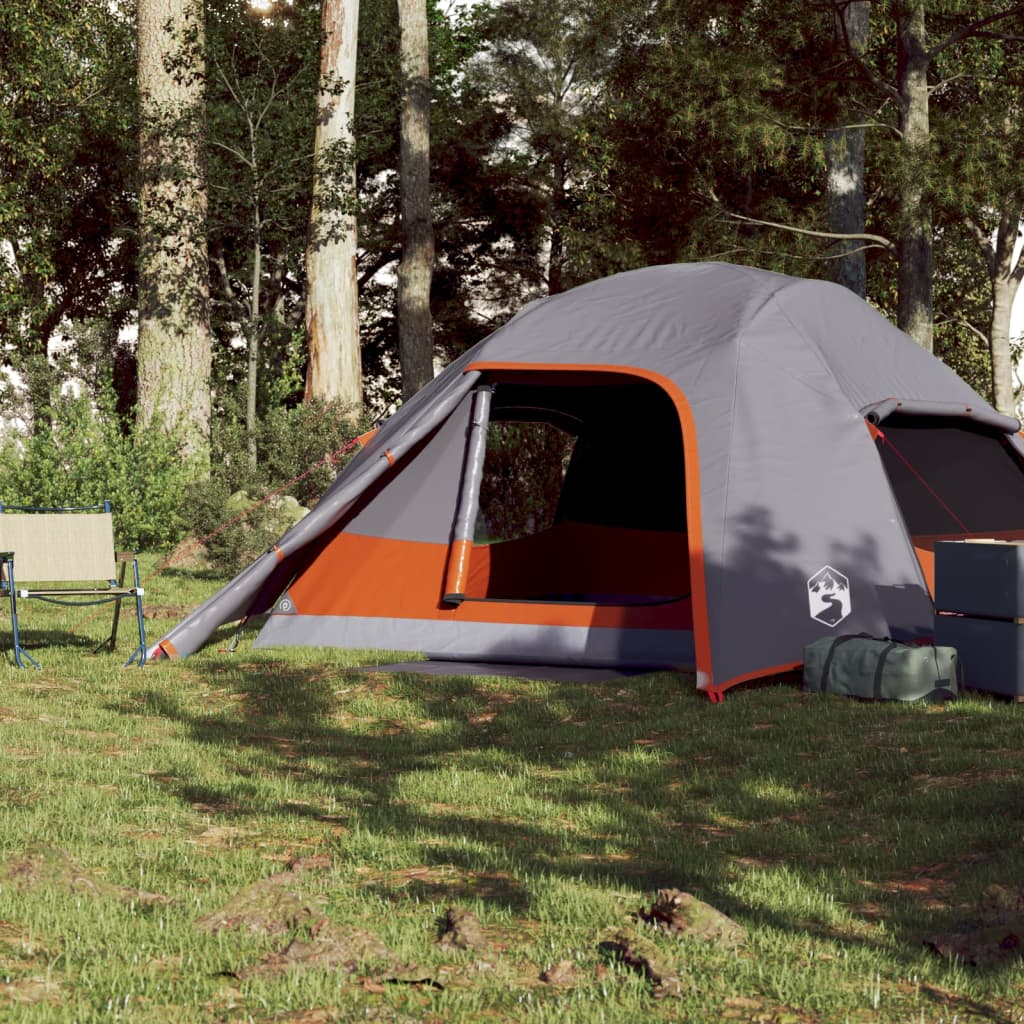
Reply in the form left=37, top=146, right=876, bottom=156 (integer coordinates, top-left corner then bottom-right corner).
left=437, top=907, right=487, bottom=950
left=195, top=860, right=333, bottom=937
left=4, top=846, right=167, bottom=906
left=358, top=864, right=524, bottom=907
left=925, top=883, right=1024, bottom=966
left=599, top=927, right=683, bottom=998
left=0, top=976, right=62, bottom=1005
left=237, top=919, right=397, bottom=980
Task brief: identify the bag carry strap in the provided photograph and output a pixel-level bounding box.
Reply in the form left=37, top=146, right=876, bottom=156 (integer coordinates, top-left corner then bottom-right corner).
left=819, top=633, right=862, bottom=691
left=872, top=641, right=899, bottom=700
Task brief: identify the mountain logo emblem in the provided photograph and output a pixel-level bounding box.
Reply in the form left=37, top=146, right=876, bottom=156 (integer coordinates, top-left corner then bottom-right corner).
left=807, top=565, right=851, bottom=627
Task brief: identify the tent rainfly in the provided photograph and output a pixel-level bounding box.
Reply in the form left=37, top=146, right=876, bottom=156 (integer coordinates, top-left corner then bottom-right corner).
left=152, top=263, right=1024, bottom=699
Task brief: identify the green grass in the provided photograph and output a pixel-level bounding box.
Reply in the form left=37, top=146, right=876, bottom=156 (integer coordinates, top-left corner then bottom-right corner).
left=0, top=556, right=1023, bottom=1021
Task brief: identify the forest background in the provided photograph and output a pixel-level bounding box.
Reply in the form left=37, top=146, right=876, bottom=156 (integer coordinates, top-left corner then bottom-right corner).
left=1, top=0, right=1023, bottom=560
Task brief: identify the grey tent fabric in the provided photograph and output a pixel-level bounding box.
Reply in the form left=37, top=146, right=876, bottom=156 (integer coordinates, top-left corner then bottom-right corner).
left=152, top=263, right=1024, bottom=696
left=152, top=365, right=481, bottom=659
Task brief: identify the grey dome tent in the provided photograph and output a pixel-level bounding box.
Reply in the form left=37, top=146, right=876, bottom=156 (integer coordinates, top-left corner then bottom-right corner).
left=152, top=263, right=1024, bottom=699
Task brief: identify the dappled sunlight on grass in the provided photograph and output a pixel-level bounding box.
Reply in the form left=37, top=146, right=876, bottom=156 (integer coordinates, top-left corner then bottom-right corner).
left=1, top=565, right=1024, bottom=1018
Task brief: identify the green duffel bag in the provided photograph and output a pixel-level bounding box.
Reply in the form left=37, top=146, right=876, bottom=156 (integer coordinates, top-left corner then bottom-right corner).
left=803, top=634, right=959, bottom=703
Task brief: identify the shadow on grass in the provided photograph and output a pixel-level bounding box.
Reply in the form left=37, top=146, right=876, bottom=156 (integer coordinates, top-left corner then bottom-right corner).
left=113, top=660, right=1024, bottom=976
left=0, top=625, right=122, bottom=668
left=154, top=566, right=235, bottom=584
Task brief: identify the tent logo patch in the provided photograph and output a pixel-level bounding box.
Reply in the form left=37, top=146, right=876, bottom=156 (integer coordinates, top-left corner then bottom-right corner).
left=807, top=566, right=851, bottom=628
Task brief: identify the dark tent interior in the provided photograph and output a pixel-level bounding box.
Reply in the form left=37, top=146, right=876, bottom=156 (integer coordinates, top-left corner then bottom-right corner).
left=466, top=372, right=691, bottom=604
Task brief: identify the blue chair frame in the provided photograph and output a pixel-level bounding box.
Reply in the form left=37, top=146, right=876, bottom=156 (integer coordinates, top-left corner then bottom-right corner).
left=0, top=502, right=146, bottom=668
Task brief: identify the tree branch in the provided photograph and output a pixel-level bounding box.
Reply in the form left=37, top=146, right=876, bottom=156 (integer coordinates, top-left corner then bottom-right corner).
left=707, top=190, right=897, bottom=255
left=927, top=4, right=1024, bottom=61
left=211, top=249, right=245, bottom=314
left=208, top=138, right=253, bottom=167
left=357, top=248, right=400, bottom=288
left=767, top=116, right=902, bottom=139
left=701, top=242, right=887, bottom=265
left=825, top=0, right=901, bottom=104
left=935, top=316, right=990, bottom=347
left=963, top=214, right=997, bottom=277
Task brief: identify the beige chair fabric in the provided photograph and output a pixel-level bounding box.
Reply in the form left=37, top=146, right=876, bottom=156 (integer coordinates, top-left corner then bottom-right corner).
left=0, top=512, right=117, bottom=583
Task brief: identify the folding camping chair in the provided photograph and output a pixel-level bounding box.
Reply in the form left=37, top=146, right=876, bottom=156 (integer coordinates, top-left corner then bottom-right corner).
left=0, top=502, right=146, bottom=668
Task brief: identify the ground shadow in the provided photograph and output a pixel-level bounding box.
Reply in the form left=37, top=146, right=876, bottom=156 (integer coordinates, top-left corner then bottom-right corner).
left=108, top=504, right=1024, bottom=1001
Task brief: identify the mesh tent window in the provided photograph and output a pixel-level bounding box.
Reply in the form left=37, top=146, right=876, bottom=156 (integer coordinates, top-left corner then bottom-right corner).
left=874, top=415, right=1024, bottom=536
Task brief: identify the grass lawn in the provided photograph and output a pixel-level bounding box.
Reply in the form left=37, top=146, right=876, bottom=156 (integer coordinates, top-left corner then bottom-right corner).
left=0, top=557, right=1023, bottom=1022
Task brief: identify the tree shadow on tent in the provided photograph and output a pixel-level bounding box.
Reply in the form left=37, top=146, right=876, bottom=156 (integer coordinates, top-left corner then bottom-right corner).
left=673, top=503, right=934, bottom=687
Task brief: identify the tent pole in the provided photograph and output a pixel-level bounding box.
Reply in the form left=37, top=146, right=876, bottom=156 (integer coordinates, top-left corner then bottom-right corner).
left=443, top=385, right=494, bottom=604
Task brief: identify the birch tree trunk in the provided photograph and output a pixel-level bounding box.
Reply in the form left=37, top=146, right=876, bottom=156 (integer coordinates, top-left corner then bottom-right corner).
left=305, top=0, right=362, bottom=414
left=396, top=0, right=434, bottom=399
left=826, top=0, right=870, bottom=298
left=247, top=215, right=262, bottom=466
left=136, top=0, right=213, bottom=469
left=894, top=0, right=934, bottom=351
left=547, top=157, right=568, bottom=295
left=988, top=208, right=1024, bottom=415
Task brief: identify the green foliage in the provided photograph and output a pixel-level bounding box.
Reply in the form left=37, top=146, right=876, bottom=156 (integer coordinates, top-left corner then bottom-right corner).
left=187, top=400, right=375, bottom=571
left=205, top=0, right=322, bottom=371
left=0, top=0, right=137, bottom=394
left=0, top=390, right=195, bottom=551
left=4, top=0, right=1022, bottom=448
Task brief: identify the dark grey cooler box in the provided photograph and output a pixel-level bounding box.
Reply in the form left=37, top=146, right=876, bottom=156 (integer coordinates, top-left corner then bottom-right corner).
left=934, top=540, right=1024, bottom=698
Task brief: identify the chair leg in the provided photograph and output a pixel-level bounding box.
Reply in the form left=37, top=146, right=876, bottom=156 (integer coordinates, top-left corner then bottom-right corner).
left=3, top=557, right=40, bottom=669
left=108, top=562, right=126, bottom=652
left=124, top=558, right=147, bottom=668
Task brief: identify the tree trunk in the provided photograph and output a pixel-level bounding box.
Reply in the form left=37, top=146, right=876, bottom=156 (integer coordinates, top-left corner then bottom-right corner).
left=826, top=0, right=869, bottom=298
left=547, top=222, right=565, bottom=295
left=136, top=0, right=213, bottom=470
left=247, top=218, right=262, bottom=467
left=989, top=208, right=1024, bottom=416
left=396, top=0, right=435, bottom=399
left=547, top=158, right=568, bottom=295
left=894, top=0, right=933, bottom=351
left=305, top=0, right=362, bottom=415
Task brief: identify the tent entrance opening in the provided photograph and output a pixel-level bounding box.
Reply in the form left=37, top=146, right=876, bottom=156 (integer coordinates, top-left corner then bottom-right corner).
left=456, top=372, right=691, bottom=606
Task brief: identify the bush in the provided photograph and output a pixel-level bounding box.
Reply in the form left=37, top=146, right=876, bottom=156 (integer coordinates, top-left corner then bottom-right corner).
left=0, top=390, right=196, bottom=551
left=0, top=389, right=375, bottom=569
left=256, top=400, right=375, bottom=509
left=186, top=400, right=375, bottom=572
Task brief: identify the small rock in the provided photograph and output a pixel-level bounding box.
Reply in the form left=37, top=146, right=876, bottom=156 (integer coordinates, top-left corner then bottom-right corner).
left=438, top=907, right=489, bottom=951
left=540, top=959, right=580, bottom=987
left=639, top=888, right=747, bottom=947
